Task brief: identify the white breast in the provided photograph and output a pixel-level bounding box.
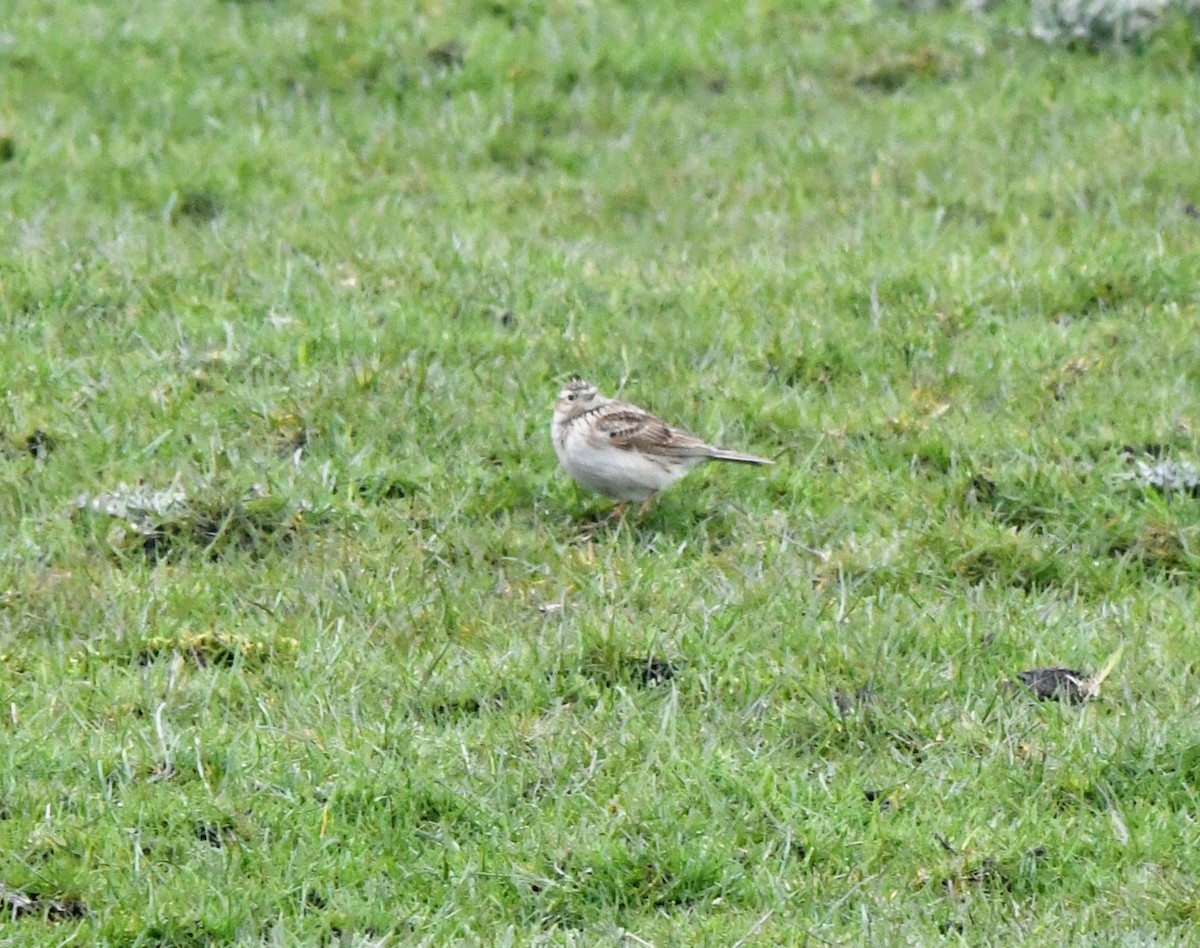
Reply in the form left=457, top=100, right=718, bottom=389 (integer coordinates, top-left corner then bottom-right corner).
left=553, top=416, right=699, bottom=501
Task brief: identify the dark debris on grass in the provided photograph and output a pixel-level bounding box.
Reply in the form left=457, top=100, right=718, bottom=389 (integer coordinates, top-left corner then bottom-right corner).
left=427, top=40, right=465, bottom=68
left=533, top=652, right=682, bottom=706
left=940, top=847, right=1048, bottom=898
left=171, top=189, right=224, bottom=223
left=580, top=651, right=681, bottom=689
left=964, top=473, right=997, bottom=508
left=350, top=473, right=416, bottom=503
left=862, top=787, right=892, bottom=809
left=852, top=46, right=953, bottom=91
left=0, top=882, right=86, bottom=923
left=1, top=429, right=55, bottom=461
left=1008, top=645, right=1123, bottom=705
left=1008, top=667, right=1093, bottom=704
left=24, top=429, right=54, bottom=460
left=426, top=690, right=507, bottom=724
left=1104, top=522, right=1194, bottom=574
left=1118, top=442, right=1171, bottom=460
left=75, top=482, right=316, bottom=563
left=485, top=304, right=516, bottom=327
left=138, top=501, right=305, bottom=561
left=192, top=819, right=243, bottom=848
left=272, top=424, right=315, bottom=459
left=833, top=684, right=874, bottom=718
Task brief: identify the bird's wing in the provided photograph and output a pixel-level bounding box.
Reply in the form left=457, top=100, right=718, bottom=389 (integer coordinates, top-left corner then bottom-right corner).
left=588, top=404, right=712, bottom=458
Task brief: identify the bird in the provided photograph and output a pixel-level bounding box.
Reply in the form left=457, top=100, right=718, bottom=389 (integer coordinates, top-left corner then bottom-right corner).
left=551, top=379, right=773, bottom=515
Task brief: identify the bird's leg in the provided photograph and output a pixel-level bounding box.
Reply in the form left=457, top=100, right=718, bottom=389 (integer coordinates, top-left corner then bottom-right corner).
left=636, top=492, right=658, bottom=517
left=607, top=501, right=631, bottom=521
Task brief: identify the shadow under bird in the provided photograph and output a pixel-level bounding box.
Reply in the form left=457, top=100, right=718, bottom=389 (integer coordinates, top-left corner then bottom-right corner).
left=551, top=379, right=773, bottom=514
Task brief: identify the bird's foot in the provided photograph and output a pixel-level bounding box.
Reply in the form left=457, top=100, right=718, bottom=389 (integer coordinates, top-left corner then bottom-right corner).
left=635, top=493, right=658, bottom=517
left=608, top=501, right=632, bottom=521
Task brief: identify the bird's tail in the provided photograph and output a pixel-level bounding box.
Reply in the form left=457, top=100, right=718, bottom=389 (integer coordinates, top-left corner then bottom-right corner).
left=706, top=448, right=773, bottom=466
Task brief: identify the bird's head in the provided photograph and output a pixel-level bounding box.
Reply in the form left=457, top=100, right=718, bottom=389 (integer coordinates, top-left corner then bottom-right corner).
left=556, top=378, right=603, bottom=415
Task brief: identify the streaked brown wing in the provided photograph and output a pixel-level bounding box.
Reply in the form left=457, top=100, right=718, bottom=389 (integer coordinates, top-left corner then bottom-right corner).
left=590, top=405, right=712, bottom=457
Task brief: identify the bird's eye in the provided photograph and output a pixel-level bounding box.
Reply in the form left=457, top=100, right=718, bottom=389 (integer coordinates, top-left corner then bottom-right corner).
left=567, top=393, right=576, bottom=401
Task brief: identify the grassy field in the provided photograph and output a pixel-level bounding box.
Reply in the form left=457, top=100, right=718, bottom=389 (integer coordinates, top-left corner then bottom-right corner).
left=4, top=0, right=1200, bottom=942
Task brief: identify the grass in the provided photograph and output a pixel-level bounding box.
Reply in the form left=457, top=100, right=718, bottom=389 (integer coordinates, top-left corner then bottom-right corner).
left=3, top=0, right=1200, bottom=942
